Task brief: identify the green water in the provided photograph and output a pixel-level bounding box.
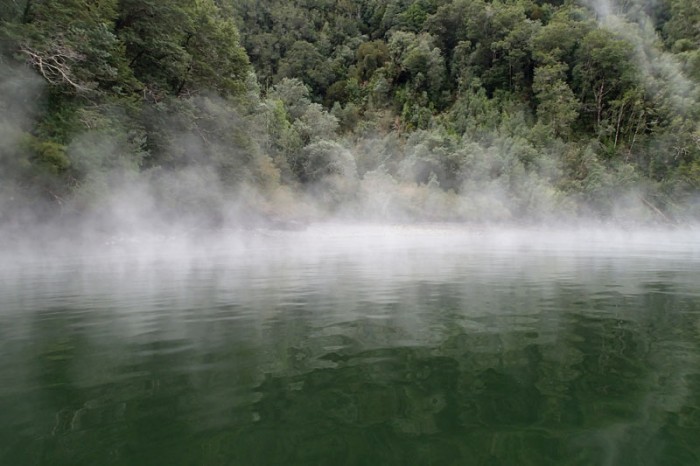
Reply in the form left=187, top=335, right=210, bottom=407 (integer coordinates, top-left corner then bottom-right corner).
left=1, top=227, right=699, bottom=465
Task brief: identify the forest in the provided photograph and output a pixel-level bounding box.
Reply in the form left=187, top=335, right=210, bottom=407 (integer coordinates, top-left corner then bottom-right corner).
left=1, top=0, right=699, bottom=232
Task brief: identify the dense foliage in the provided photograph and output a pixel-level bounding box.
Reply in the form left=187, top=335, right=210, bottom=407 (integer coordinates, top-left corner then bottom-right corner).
left=1, top=0, right=699, bottom=229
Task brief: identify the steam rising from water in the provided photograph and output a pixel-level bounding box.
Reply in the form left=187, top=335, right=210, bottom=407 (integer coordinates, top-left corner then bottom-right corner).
left=1, top=223, right=699, bottom=270
left=1, top=223, right=698, bottom=465
left=2, top=1, right=700, bottom=239
left=0, top=64, right=45, bottom=227
left=2, top=7, right=700, bottom=464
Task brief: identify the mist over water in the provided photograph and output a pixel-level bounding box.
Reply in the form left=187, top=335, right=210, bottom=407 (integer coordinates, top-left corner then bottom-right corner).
left=1, top=225, right=699, bottom=465
left=2, top=2, right=700, bottom=463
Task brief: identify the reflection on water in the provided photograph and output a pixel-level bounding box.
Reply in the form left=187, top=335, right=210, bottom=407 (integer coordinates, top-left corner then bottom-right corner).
left=1, top=226, right=699, bottom=465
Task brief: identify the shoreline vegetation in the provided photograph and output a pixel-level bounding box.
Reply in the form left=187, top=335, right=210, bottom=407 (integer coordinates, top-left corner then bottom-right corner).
left=1, top=0, right=699, bottom=235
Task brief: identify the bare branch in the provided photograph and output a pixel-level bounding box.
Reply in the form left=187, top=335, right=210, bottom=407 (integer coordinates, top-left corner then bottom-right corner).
left=19, top=39, right=91, bottom=92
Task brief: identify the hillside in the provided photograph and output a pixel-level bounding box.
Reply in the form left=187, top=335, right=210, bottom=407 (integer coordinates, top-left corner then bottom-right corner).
left=1, top=0, right=699, bottom=230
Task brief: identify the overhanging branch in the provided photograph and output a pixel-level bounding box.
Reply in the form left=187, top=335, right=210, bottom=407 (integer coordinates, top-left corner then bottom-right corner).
left=19, top=41, right=90, bottom=92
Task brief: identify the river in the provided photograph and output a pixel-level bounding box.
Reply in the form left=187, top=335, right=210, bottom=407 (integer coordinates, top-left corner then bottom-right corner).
left=1, top=225, right=699, bottom=465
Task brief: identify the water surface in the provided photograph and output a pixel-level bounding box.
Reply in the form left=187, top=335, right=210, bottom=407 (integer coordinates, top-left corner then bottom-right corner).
left=1, top=226, right=699, bottom=465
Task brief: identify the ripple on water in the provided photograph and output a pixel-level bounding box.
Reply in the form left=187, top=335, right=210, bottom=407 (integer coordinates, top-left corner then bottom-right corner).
left=0, top=227, right=699, bottom=465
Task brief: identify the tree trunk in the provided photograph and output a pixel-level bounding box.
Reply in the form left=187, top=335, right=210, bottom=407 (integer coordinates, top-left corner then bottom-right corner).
left=22, top=0, right=32, bottom=23
left=595, top=80, right=605, bottom=128
left=614, top=100, right=625, bottom=150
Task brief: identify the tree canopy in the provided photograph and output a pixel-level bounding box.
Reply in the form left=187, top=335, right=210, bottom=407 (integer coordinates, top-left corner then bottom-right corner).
left=1, top=0, right=699, bottom=228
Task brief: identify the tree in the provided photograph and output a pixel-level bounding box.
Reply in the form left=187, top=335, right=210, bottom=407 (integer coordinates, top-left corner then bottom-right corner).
left=453, top=0, right=539, bottom=95
left=355, top=40, right=389, bottom=82
left=177, top=0, right=249, bottom=97
left=268, top=77, right=312, bottom=120
left=573, top=28, right=637, bottom=132
left=7, top=0, right=135, bottom=96
left=117, top=0, right=248, bottom=99
left=388, top=31, right=446, bottom=106
left=295, top=139, right=355, bottom=183
left=533, top=63, right=579, bottom=138
left=531, top=6, right=592, bottom=67
left=277, top=40, right=333, bottom=96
